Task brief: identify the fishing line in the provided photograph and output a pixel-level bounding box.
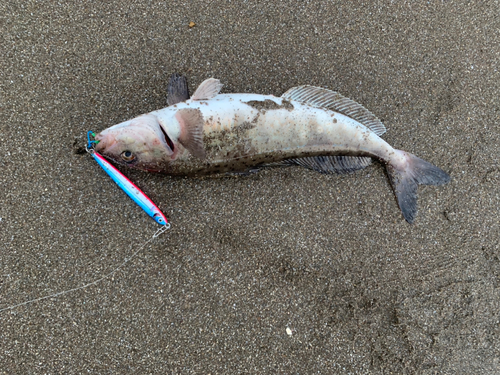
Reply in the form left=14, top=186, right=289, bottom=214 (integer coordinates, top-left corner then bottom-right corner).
left=0, top=132, right=171, bottom=312
left=0, top=226, right=168, bottom=312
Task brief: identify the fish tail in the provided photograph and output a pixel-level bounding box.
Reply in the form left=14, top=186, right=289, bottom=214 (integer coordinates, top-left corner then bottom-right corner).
left=386, top=151, right=450, bottom=223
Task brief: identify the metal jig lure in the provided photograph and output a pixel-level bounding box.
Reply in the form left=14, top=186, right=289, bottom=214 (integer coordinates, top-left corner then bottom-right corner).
left=86, top=131, right=169, bottom=232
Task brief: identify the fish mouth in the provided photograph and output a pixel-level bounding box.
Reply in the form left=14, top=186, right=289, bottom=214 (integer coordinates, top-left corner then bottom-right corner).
left=94, top=132, right=115, bottom=153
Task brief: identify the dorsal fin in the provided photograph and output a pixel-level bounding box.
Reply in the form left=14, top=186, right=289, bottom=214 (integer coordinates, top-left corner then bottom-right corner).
left=282, top=85, right=386, bottom=136
left=167, top=73, right=190, bottom=105
left=175, top=108, right=206, bottom=159
left=191, top=78, right=223, bottom=100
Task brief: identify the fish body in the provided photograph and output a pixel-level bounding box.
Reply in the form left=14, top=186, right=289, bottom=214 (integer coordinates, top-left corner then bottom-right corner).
left=95, top=77, right=450, bottom=222
left=151, top=94, right=400, bottom=175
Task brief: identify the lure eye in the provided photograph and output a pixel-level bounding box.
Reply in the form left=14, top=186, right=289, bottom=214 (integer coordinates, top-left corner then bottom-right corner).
left=121, top=150, right=136, bottom=162
left=153, top=214, right=166, bottom=225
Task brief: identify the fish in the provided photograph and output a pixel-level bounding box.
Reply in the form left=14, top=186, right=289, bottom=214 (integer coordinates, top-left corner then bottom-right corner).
left=95, top=74, right=450, bottom=223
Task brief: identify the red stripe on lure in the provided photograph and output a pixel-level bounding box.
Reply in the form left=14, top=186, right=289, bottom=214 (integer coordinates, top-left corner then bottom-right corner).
left=87, top=131, right=169, bottom=227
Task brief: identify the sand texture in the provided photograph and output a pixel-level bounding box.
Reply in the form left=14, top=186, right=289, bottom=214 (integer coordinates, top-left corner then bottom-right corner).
left=1, top=1, right=499, bottom=373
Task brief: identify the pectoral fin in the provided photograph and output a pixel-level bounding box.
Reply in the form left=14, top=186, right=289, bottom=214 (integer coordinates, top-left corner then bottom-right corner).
left=175, top=108, right=206, bottom=159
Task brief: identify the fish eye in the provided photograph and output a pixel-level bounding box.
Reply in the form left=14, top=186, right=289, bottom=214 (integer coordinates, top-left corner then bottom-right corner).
left=121, top=150, right=136, bottom=162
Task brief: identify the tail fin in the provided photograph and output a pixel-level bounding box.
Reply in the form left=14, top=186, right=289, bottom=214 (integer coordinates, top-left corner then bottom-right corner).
left=386, top=152, right=450, bottom=223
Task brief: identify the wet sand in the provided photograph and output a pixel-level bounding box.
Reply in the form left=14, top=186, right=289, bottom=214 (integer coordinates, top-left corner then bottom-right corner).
left=1, top=1, right=499, bottom=373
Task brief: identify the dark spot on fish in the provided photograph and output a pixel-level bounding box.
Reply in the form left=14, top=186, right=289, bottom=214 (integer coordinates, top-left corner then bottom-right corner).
left=234, top=121, right=256, bottom=134
left=333, top=118, right=337, bottom=123
left=281, top=99, right=294, bottom=110
left=244, top=99, right=294, bottom=112
left=251, top=112, right=260, bottom=124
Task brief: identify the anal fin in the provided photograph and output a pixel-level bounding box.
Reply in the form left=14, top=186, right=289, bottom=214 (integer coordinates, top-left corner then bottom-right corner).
left=277, top=155, right=372, bottom=175
left=225, top=168, right=261, bottom=176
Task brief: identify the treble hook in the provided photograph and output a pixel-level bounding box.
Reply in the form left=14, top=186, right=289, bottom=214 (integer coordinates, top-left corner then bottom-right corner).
left=86, top=131, right=100, bottom=153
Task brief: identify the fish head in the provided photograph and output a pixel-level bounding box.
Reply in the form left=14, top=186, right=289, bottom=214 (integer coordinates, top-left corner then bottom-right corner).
left=94, top=114, right=177, bottom=171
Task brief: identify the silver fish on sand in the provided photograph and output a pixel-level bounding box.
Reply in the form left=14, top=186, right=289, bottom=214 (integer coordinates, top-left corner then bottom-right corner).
left=95, top=74, right=450, bottom=223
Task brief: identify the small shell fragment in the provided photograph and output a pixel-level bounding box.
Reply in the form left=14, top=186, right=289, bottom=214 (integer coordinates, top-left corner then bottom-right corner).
left=286, top=327, right=293, bottom=336
left=189, top=22, right=196, bottom=28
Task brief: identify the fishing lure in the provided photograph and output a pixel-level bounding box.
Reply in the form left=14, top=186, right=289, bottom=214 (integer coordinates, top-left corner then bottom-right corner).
left=86, top=131, right=169, bottom=229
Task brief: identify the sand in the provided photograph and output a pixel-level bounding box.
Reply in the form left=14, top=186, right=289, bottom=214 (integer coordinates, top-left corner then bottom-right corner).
left=1, top=1, right=499, bottom=373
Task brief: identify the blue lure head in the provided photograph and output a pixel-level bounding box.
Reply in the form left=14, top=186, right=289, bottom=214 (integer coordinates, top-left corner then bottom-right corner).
left=86, top=131, right=100, bottom=151
left=153, top=213, right=167, bottom=225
